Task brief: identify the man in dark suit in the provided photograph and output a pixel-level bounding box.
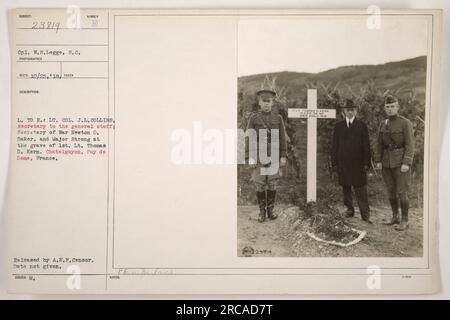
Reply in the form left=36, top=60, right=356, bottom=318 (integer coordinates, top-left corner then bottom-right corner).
left=331, top=99, right=372, bottom=223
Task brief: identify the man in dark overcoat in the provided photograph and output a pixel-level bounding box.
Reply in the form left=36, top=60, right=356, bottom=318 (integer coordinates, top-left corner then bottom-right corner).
left=331, top=99, right=372, bottom=223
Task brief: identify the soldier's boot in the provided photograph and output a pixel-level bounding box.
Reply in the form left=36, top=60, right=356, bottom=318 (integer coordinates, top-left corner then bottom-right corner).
left=266, top=190, right=278, bottom=220
left=384, top=198, right=400, bottom=225
left=395, top=199, right=409, bottom=231
left=256, top=191, right=266, bottom=223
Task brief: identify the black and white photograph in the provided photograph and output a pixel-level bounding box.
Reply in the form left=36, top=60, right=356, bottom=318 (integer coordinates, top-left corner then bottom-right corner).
left=237, top=16, right=430, bottom=257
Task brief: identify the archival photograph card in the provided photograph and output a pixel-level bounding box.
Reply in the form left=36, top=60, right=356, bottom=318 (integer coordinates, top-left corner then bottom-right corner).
left=5, top=8, right=442, bottom=294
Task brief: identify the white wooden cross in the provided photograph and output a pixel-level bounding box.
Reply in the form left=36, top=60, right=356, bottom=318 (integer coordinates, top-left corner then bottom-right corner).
left=288, top=89, right=336, bottom=202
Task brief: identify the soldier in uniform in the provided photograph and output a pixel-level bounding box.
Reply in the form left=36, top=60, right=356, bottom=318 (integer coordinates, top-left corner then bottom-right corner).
left=331, top=99, right=372, bottom=223
left=375, top=95, right=415, bottom=231
left=246, top=88, right=287, bottom=222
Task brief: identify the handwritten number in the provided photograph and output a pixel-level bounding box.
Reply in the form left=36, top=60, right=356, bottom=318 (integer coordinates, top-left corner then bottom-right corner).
left=30, top=21, right=60, bottom=33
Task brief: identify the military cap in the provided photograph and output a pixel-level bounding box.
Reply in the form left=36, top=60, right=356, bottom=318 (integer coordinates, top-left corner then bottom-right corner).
left=385, top=94, right=399, bottom=105
left=256, top=89, right=276, bottom=98
left=342, top=99, right=356, bottom=109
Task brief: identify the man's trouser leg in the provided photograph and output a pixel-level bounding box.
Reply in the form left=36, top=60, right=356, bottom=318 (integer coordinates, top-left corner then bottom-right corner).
left=354, top=185, right=371, bottom=222
left=252, top=166, right=267, bottom=222
left=256, top=188, right=266, bottom=223
left=266, top=181, right=278, bottom=220
left=382, top=167, right=400, bottom=225
left=343, top=185, right=354, bottom=216
left=394, top=168, right=410, bottom=231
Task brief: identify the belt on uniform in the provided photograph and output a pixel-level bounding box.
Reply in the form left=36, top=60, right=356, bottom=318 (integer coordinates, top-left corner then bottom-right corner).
left=383, top=145, right=404, bottom=150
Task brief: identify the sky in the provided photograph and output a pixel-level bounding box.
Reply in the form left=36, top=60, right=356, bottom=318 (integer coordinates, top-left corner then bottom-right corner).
left=238, top=15, right=429, bottom=76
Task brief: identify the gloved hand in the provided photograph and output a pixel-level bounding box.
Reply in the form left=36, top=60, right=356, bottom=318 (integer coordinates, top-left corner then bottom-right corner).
left=249, top=158, right=257, bottom=169
left=331, top=171, right=338, bottom=182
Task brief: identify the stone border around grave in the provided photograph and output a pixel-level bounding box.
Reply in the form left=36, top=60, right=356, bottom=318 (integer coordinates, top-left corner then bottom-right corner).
left=306, top=228, right=367, bottom=247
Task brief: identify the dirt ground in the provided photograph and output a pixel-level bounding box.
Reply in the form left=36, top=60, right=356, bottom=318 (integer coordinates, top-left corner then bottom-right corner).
left=237, top=203, right=423, bottom=257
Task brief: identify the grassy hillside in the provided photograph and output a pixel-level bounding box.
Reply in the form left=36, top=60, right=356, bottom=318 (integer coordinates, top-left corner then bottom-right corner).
left=238, top=56, right=427, bottom=103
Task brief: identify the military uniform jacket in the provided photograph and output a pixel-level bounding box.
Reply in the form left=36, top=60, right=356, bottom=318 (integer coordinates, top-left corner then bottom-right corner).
left=374, top=115, right=415, bottom=168
left=246, top=111, right=287, bottom=163
left=331, top=118, right=371, bottom=187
